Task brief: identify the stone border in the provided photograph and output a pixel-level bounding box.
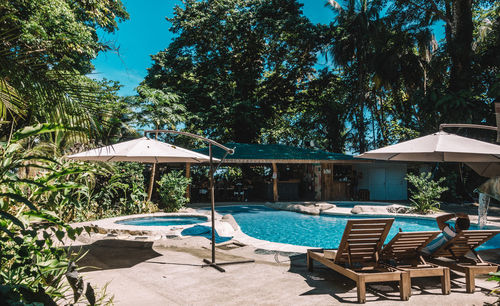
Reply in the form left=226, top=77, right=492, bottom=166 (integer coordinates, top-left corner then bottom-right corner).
left=264, top=201, right=500, bottom=228
left=88, top=212, right=211, bottom=236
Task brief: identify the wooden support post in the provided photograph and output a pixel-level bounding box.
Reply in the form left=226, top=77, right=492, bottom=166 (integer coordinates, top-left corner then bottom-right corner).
left=185, top=163, right=191, bottom=200
left=356, top=275, right=366, bottom=303
left=442, top=267, right=451, bottom=295
left=465, top=269, right=475, bottom=293
left=272, top=163, right=278, bottom=202
left=400, top=272, right=411, bottom=301
left=307, top=250, right=313, bottom=272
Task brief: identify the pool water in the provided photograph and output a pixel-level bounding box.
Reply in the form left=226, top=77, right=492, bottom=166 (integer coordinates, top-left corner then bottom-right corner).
left=116, top=216, right=207, bottom=226
left=209, top=205, right=500, bottom=250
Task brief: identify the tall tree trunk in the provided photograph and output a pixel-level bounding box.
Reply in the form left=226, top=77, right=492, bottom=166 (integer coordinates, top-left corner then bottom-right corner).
left=448, top=0, right=473, bottom=93
left=357, top=102, right=367, bottom=153
left=356, top=66, right=368, bottom=153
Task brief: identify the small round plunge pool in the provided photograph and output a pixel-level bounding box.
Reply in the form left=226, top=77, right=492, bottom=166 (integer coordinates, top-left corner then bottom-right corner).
left=115, top=215, right=208, bottom=226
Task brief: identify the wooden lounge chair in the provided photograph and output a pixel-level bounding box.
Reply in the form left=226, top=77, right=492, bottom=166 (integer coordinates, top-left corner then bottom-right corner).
left=426, top=229, right=500, bottom=293
left=307, top=218, right=411, bottom=303
left=380, top=231, right=451, bottom=295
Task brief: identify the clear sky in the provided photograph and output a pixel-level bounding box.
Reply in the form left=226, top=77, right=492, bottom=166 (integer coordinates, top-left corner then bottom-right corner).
left=91, top=0, right=336, bottom=97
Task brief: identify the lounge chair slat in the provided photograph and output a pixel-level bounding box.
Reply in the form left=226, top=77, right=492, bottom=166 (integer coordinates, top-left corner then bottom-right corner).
left=350, top=224, right=392, bottom=230
left=390, top=231, right=439, bottom=236
left=391, top=246, right=423, bottom=251
left=392, top=241, right=429, bottom=246
left=391, top=235, right=438, bottom=239
left=348, top=234, right=387, bottom=239
left=344, top=243, right=378, bottom=247
left=351, top=228, right=386, bottom=233
left=393, top=239, right=431, bottom=244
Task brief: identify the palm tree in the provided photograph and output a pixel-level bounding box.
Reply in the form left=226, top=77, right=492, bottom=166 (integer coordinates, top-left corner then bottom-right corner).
left=127, top=85, right=185, bottom=133
left=327, top=0, right=385, bottom=153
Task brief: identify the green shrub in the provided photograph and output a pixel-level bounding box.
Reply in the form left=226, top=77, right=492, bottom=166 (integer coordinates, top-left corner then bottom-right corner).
left=405, top=172, right=448, bottom=214
left=157, top=170, right=191, bottom=212
left=67, top=162, right=157, bottom=221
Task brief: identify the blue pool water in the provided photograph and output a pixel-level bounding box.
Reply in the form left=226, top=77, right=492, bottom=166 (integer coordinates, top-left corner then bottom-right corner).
left=208, top=205, right=500, bottom=250
left=116, top=216, right=207, bottom=226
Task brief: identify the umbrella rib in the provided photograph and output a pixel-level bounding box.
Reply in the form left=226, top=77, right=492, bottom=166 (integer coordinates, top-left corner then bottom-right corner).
left=387, top=153, right=399, bottom=160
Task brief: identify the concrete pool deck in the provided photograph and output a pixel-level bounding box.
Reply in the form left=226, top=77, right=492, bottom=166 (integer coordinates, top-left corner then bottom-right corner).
left=72, top=201, right=500, bottom=304
left=75, top=233, right=500, bottom=305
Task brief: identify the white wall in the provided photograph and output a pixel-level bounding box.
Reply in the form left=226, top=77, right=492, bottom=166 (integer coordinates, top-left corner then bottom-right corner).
left=354, top=162, right=408, bottom=201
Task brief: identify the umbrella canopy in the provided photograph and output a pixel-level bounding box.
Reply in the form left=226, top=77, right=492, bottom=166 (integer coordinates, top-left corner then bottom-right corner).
left=465, top=162, right=500, bottom=178
left=67, top=137, right=218, bottom=163
left=357, top=131, right=500, bottom=162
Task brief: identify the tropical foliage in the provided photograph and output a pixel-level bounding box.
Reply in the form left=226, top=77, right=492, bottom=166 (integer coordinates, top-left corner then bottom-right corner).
left=405, top=172, right=449, bottom=213
left=65, top=162, right=158, bottom=222
left=0, top=124, right=110, bottom=304
left=157, top=170, right=191, bottom=212
left=0, top=0, right=130, bottom=143
left=0, top=0, right=132, bottom=304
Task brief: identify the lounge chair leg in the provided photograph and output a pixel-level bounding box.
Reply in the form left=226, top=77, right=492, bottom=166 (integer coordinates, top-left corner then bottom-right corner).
left=356, top=276, right=366, bottom=304
left=465, top=269, right=475, bottom=293
left=399, top=272, right=410, bottom=301
left=441, top=268, right=451, bottom=295
left=307, top=251, right=313, bottom=272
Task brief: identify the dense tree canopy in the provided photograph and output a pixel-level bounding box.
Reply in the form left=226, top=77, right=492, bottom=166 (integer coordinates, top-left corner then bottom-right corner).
left=145, top=0, right=323, bottom=143
left=143, top=0, right=500, bottom=154
left=0, top=0, right=130, bottom=145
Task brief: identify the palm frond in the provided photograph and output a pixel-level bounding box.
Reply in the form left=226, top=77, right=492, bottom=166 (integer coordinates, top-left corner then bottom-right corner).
left=0, top=78, right=27, bottom=124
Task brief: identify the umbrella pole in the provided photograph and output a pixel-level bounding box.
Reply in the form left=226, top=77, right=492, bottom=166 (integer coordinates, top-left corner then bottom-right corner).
left=210, top=144, right=216, bottom=263
left=202, top=144, right=254, bottom=272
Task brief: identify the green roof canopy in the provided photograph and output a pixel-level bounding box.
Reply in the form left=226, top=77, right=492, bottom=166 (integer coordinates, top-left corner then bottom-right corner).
left=195, top=143, right=367, bottom=164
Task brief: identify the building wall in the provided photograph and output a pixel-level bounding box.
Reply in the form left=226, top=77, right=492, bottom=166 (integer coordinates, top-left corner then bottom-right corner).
left=353, top=162, right=408, bottom=201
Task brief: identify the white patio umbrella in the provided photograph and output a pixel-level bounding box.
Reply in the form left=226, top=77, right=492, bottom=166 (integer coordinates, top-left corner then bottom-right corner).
left=67, top=137, right=219, bottom=201
left=357, top=130, right=500, bottom=227
left=357, top=131, right=500, bottom=163
left=68, top=137, right=217, bottom=163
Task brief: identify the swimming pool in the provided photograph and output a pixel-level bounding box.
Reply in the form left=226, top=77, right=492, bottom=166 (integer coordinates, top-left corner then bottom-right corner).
left=116, top=215, right=207, bottom=226
left=207, top=205, right=500, bottom=250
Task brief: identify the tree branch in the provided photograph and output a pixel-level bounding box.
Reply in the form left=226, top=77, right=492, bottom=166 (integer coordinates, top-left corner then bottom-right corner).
left=405, top=0, right=452, bottom=27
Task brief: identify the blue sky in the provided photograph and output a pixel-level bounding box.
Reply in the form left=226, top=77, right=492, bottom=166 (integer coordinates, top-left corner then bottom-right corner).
left=92, top=0, right=444, bottom=97
left=91, top=0, right=336, bottom=97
